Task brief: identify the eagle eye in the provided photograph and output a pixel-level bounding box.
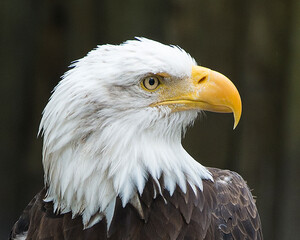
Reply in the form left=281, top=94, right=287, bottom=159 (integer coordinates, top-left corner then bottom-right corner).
left=142, top=76, right=161, bottom=91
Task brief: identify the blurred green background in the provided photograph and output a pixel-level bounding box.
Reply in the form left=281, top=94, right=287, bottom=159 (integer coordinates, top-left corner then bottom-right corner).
left=1, top=0, right=300, bottom=239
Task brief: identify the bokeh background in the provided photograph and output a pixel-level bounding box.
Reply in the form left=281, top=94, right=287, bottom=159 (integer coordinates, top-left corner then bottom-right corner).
left=1, top=0, right=300, bottom=239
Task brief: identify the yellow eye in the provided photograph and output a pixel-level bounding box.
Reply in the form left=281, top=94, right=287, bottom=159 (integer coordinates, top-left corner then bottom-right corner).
left=142, top=76, right=161, bottom=91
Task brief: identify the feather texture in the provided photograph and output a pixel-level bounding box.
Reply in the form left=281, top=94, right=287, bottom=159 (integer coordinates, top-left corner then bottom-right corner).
left=10, top=168, right=262, bottom=240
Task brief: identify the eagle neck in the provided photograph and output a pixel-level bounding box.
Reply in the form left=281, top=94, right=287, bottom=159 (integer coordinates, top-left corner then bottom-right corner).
left=42, top=110, right=212, bottom=228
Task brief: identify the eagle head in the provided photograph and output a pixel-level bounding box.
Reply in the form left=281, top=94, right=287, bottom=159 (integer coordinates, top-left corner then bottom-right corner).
left=39, top=38, right=241, bottom=228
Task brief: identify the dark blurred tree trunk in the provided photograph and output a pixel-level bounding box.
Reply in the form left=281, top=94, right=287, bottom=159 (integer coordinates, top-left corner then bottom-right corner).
left=0, top=0, right=41, bottom=237
left=238, top=1, right=293, bottom=240
left=280, top=0, right=300, bottom=238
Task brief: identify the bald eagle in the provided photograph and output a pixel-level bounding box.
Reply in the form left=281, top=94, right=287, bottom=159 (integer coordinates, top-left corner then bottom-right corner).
left=10, top=38, right=262, bottom=240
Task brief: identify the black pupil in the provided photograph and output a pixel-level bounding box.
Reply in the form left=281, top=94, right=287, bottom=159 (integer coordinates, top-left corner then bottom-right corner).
left=149, top=78, right=155, bottom=85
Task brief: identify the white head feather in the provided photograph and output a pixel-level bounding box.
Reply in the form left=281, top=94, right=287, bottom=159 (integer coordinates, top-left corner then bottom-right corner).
left=39, top=38, right=212, bottom=228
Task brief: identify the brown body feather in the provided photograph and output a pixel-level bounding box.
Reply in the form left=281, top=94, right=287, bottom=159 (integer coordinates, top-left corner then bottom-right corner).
left=10, top=168, right=263, bottom=240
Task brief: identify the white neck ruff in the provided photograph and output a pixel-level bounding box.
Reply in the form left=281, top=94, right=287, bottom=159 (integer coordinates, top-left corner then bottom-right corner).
left=42, top=108, right=212, bottom=229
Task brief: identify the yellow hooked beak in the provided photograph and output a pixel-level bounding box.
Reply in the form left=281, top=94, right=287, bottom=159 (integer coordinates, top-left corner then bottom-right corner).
left=153, top=66, right=242, bottom=129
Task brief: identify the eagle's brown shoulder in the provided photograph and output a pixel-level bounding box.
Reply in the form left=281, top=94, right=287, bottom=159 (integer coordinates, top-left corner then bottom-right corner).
left=205, top=167, right=263, bottom=240
left=10, top=169, right=263, bottom=240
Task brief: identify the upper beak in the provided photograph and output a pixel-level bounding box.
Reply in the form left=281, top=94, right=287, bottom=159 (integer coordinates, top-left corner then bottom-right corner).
left=154, top=66, right=242, bottom=129
left=190, top=66, right=242, bottom=129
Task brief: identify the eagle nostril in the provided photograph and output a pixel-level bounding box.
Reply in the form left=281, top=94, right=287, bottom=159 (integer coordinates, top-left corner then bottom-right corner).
left=198, top=76, right=208, bottom=84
